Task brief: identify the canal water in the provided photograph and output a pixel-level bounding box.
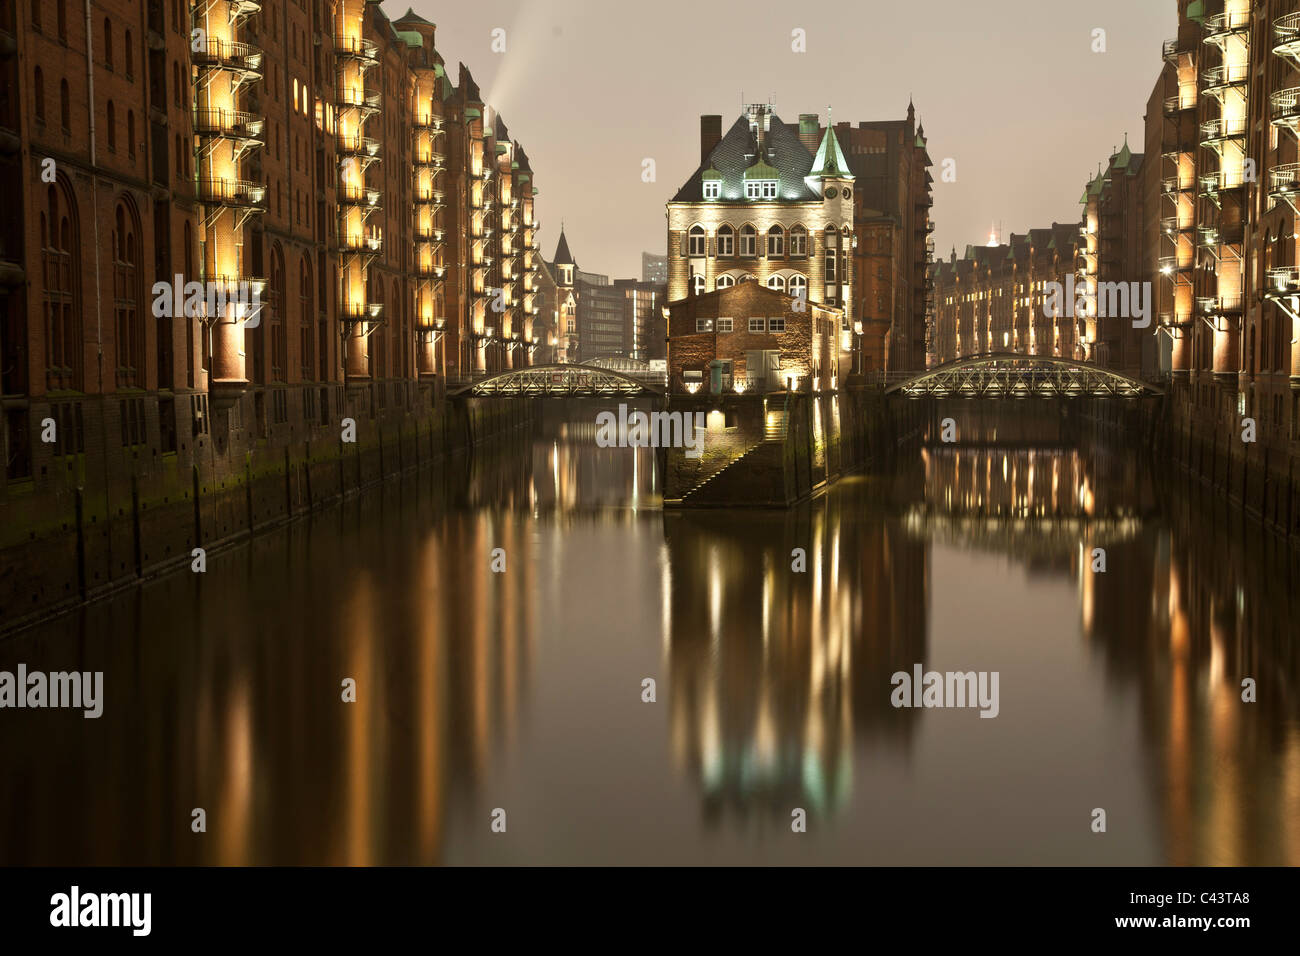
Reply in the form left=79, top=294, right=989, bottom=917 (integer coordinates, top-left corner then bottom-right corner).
left=1, top=403, right=1298, bottom=865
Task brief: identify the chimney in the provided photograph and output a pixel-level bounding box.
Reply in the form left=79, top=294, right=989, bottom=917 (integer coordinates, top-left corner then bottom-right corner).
left=700, top=115, right=722, bottom=165
left=798, top=114, right=820, bottom=153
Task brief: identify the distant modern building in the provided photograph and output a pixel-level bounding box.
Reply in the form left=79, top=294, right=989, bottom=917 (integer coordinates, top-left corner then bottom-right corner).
left=613, top=279, right=667, bottom=362
left=642, top=252, right=668, bottom=284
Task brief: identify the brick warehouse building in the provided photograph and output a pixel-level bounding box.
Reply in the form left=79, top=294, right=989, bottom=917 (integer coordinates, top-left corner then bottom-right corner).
left=667, top=282, right=841, bottom=394
left=0, top=1, right=547, bottom=618
left=666, top=102, right=932, bottom=379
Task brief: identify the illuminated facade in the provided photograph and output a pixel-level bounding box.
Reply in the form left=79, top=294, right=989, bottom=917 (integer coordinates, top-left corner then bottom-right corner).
left=667, top=105, right=857, bottom=372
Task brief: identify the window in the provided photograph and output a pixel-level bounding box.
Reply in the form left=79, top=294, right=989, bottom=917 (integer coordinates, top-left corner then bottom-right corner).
left=173, top=62, right=182, bottom=107
left=690, top=274, right=705, bottom=296
left=106, top=100, right=115, bottom=150
left=104, top=19, right=113, bottom=70
left=57, top=0, right=67, bottom=41
left=717, top=317, right=733, bottom=332
left=716, top=274, right=735, bottom=289
left=34, top=67, right=44, bottom=123
left=60, top=79, right=70, bottom=131
left=127, top=110, right=135, bottom=157
left=695, top=318, right=714, bottom=333
left=790, top=225, right=807, bottom=257
left=112, top=202, right=143, bottom=387
left=790, top=274, right=808, bottom=299
left=767, top=274, right=786, bottom=292
left=767, top=225, right=784, bottom=257
left=739, top=224, right=757, bottom=257
left=688, top=225, right=706, bottom=257
left=717, top=224, right=734, bottom=257
left=768, top=317, right=786, bottom=333
left=703, top=180, right=720, bottom=199
left=125, top=31, right=133, bottom=78
left=745, top=180, right=777, bottom=199
left=748, top=317, right=766, bottom=333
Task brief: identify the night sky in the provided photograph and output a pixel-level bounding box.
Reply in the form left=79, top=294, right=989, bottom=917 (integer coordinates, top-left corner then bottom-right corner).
left=392, top=0, right=1171, bottom=278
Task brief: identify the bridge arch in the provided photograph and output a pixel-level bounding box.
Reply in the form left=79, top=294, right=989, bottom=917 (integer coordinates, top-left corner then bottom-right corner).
left=886, top=352, right=1163, bottom=399
left=453, top=363, right=665, bottom=397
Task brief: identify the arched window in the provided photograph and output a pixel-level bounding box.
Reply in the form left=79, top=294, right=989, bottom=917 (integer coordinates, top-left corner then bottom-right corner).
left=125, top=30, right=133, bottom=78
left=767, top=274, right=787, bottom=292
left=824, top=226, right=838, bottom=295
left=31, top=0, right=41, bottom=30
left=690, top=274, right=705, bottom=296
left=269, top=243, right=285, bottom=383
left=112, top=200, right=143, bottom=387
left=60, top=79, right=70, bottom=131
left=687, top=224, right=705, bottom=257
left=104, top=19, right=113, bottom=69
left=106, top=100, right=116, bottom=150
left=716, top=274, right=735, bottom=290
left=43, top=179, right=82, bottom=390
left=34, top=67, right=44, bottom=123
left=126, top=110, right=135, bottom=157
left=790, top=224, right=808, bottom=258
left=767, top=225, right=785, bottom=258
left=57, top=0, right=67, bottom=41
left=717, top=224, right=734, bottom=257
left=789, top=274, right=808, bottom=300
left=739, top=224, right=757, bottom=258
left=300, top=257, right=314, bottom=381
left=174, top=134, right=183, bottom=176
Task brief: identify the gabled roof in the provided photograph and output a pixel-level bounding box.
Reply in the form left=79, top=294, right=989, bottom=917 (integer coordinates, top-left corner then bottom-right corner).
left=395, top=7, right=434, bottom=27
left=670, top=113, right=822, bottom=203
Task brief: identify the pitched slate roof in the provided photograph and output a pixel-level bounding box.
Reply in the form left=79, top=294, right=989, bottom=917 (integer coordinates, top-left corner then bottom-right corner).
left=670, top=113, right=839, bottom=203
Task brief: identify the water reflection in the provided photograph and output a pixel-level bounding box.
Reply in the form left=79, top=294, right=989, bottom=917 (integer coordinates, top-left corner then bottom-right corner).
left=0, top=414, right=1296, bottom=864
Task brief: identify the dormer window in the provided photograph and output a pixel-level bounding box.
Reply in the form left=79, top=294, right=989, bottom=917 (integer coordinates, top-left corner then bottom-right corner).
left=703, top=181, right=721, bottom=199
left=745, top=180, right=778, bottom=200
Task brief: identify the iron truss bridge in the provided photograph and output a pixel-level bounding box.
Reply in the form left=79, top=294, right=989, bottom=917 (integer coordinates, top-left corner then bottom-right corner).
left=886, top=353, right=1163, bottom=399
left=454, top=363, right=666, bottom=397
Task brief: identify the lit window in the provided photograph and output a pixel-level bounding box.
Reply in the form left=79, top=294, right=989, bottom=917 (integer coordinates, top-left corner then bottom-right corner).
left=767, top=274, right=786, bottom=292
left=789, top=274, right=808, bottom=298
left=768, top=317, right=786, bottom=332
left=703, top=181, right=720, bottom=199
left=688, top=225, right=706, bottom=257
left=717, top=274, right=735, bottom=289
left=767, top=225, right=784, bottom=257
left=739, top=224, right=757, bottom=257
left=790, top=226, right=807, bottom=257
left=696, top=317, right=714, bottom=332
left=717, top=317, right=733, bottom=332
left=717, top=224, right=734, bottom=257
left=691, top=274, right=705, bottom=295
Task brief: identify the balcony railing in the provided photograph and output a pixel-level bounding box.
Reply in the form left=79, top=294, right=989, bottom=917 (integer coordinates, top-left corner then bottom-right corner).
left=1268, top=163, right=1300, bottom=201
left=1270, top=88, right=1300, bottom=127
left=341, top=302, right=384, bottom=322
left=338, top=183, right=380, bottom=207
left=1204, top=10, right=1251, bottom=43
left=333, top=35, right=379, bottom=63
left=339, top=232, right=383, bottom=254
left=195, top=177, right=266, bottom=208
left=413, top=112, right=445, bottom=130
left=1162, top=37, right=1185, bottom=62
left=192, top=107, right=264, bottom=140
left=337, top=133, right=381, bottom=157
left=1202, top=63, right=1249, bottom=93
left=1197, top=294, right=1243, bottom=314
left=1274, top=12, right=1300, bottom=60
left=1201, top=116, right=1248, bottom=142
left=192, top=38, right=264, bottom=77
left=1265, top=265, right=1300, bottom=296
left=336, top=87, right=381, bottom=112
